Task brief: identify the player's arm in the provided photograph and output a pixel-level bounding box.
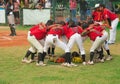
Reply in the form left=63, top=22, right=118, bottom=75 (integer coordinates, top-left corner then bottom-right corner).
left=81, top=27, right=94, bottom=36
left=102, top=13, right=112, bottom=29
left=81, top=29, right=90, bottom=36
left=101, top=23, right=112, bottom=29
left=77, top=26, right=83, bottom=34
left=38, top=22, right=46, bottom=29
left=49, top=24, right=63, bottom=29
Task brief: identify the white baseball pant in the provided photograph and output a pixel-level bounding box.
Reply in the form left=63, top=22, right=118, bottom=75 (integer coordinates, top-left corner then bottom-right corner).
left=27, top=31, right=44, bottom=53
left=67, top=33, right=85, bottom=55
left=109, top=18, right=119, bottom=43
left=44, top=34, right=70, bottom=53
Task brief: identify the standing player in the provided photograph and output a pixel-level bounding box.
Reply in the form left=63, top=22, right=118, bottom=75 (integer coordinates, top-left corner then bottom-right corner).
left=99, top=4, right=119, bottom=44
left=6, top=0, right=16, bottom=36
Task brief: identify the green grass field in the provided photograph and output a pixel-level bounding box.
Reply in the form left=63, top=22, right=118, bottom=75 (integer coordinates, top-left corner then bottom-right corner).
left=0, top=24, right=120, bottom=84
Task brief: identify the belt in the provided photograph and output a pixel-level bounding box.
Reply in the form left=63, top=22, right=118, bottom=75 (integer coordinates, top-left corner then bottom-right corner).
left=53, top=34, right=56, bottom=36
left=30, top=33, right=33, bottom=36
left=95, top=20, right=102, bottom=22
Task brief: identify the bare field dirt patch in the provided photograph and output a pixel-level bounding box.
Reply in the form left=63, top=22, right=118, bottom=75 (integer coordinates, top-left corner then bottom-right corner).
left=0, top=27, right=29, bottom=47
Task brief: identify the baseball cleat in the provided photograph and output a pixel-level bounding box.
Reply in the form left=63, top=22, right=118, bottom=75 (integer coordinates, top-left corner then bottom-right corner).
left=87, top=61, right=94, bottom=65
left=26, top=59, right=35, bottom=63
left=66, top=63, right=72, bottom=67
left=99, top=59, right=104, bottom=63
left=22, top=58, right=29, bottom=63
left=61, top=62, right=68, bottom=66
left=106, top=56, right=113, bottom=61
left=61, top=63, right=72, bottom=67
left=70, top=62, right=78, bottom=67
left=82, top=62, right=87, bottom=65
left=36, top=61, right=46, bottom=66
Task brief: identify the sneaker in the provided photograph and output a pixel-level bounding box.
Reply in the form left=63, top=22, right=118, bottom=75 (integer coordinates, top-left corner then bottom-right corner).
left=70, top=62, right=78, bottom=67
left=94, top=58, right=99, bottom=63
left=61, top=63, right=72, bottom=67
left=99, top=59, right=104, bottom=63
left=82, top=62, right=87, bottom=65
left=26, top=59, right=35, bottom=63
left=36, top=61, right=46, bottom=66
left=87, top=61, right=94, bottom=65
left=22, top=58, right=28, bottom=63
left=66, top=63, right=72, bottom=67
left=108, top=42, right=115, bottom=45
left=106, top=56, right=113, bottom=61
left=103, top=56, right=106, bottom=60
left=61, top=62, right=68, bottom=66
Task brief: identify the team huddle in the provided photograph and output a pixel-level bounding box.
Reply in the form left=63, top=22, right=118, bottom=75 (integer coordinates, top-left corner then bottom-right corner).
left=21, top=4, right=118, bottom=67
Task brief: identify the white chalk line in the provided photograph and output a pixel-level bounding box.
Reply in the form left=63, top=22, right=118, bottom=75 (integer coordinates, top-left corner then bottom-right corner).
left=0, top=36, right=12, bottom=40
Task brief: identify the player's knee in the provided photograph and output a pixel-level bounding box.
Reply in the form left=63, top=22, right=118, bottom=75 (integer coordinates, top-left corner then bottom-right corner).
left=9, top=24, right=15, bottom=28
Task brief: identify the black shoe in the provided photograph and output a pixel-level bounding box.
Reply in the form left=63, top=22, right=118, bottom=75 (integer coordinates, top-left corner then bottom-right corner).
left=9, top=33, right=16, bottom=36
left=108, top=43, right=114, bottom=45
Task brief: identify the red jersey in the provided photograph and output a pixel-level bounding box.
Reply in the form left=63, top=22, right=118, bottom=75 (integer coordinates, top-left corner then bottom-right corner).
left=63, top=25, right=83, bottom=39
left=30, top=24, right=47, bottom=40
left=86, top=27, right=103, bottom=41
left=63, top=25, right=75, bottom=39
left=70, top=26, right=83, bottom=34
left=93, top=25, right=104, bottom=32
left=102, top=8, right=118, bottom=20
left=47, top=26, right=64, bottom=37
left=92, top=10, right=103, bottom=21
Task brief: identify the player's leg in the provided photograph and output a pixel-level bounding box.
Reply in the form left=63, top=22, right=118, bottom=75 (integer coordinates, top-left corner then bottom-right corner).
left=27, top=33, right=46, bottom=66
left=47, top=47, right=51, bottom=55
left=100, top=31, right=112, bottom=60
left=22, top=47, right=36, bottom=63
left=9, top=24, right=16, bottom=36
left=56, top=38, right=77, bottom=67
left=75, top=34, right=86, bottom=65
left=103, top=41, right=112, bottom=60
left=67, top=34, right=76, bottom=50
left=7, top=14, right=16, bottom=36
left=41, top=35, right=55, bottom=65
left=88, top=37, right=102, bottom=64
left=108, top=18, right=119, bottom=44
left=97, top=47, right=105, bottom=63
left=51, top=45, right=55, bottom=56
left=47, top=45, right=55, bottom=56
left=97, top=31, right=108, bottom=61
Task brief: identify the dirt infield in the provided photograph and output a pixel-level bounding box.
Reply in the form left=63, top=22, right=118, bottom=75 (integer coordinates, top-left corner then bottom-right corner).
left=0, top=28, right=29, bottom=47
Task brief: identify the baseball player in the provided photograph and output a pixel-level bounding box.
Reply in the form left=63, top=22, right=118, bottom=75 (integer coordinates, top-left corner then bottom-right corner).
left=6, top=0, right=16, bottom=36
left=87, top=19, right=113, bottom=61
left=43, top=23, right=77, bottom=67
left=81, top=21, right=108, bottom=65
left=99, top=4, right=119, bottom=44
left=22, top=20, right=54, bottom=66
left=60, top=20, right=86, bottom=65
